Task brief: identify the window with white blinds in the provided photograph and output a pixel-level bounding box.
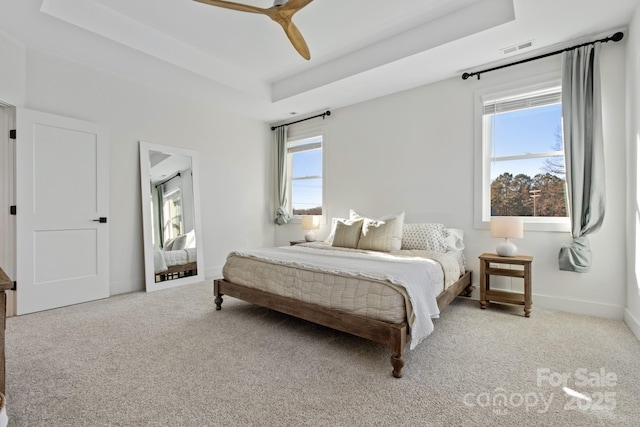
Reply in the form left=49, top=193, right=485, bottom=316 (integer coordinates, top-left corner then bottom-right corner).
left=483, top=87, right=562, bottom=115
left=479, top=82, right=568, bottom=222
left=286, top=121, right=324, bottom=216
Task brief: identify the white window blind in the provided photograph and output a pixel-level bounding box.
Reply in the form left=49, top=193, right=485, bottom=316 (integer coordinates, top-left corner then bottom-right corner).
left=483, top=86, right=561, bottom=115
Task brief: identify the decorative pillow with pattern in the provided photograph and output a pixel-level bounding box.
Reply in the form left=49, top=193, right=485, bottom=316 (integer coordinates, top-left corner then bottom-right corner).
left=349, top=209, right=405, bottom=251
left=357, top=217, right=397, bottom=252
left=324, top=217, right=346, bottom=245
left=401, top=223, right=450, bottom=252
left=332, top=218, right=364, bottom=249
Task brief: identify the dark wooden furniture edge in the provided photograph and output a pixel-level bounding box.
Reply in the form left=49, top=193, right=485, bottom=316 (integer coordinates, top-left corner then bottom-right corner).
left=214, top=270, right=472, bottom=378
left=0, top=268, right=13, bottom=396
left=155, top=261, right=198, bottom=282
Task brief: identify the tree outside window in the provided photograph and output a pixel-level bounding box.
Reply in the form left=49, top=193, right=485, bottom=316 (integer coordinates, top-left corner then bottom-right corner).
left=288, top=135, right=323, bottom=216
left=484, top=85, right=568, bottom=218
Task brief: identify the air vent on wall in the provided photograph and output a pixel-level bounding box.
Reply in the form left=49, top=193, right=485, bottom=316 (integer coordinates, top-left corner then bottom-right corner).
left=500, top=40, right=534, bottom=55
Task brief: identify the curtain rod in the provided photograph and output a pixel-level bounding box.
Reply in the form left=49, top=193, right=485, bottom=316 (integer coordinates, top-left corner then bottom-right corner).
left=156, top=172, right=181, bottom=188
left=271, top=110, right=331, bottom=131
left=461, top=31, right=624, bottom=81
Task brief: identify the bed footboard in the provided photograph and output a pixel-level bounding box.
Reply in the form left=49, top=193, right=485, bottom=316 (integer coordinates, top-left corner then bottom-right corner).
left=213, top=270, right=472, bottom=378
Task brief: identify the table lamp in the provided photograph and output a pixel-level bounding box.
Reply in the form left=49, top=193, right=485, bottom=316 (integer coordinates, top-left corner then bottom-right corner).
left=301, top=215, right=319, bottom=242
left=490, top=216, right=523, bottom=257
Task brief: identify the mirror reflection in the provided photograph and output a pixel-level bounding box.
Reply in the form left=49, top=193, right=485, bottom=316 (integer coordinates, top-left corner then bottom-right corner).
left=140, top=141, right=204, bottom=291
left=149, top=150, right=197, bottom=282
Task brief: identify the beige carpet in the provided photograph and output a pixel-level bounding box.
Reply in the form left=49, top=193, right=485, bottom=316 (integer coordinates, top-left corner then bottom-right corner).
left=4, top=281, right=640, bottom=426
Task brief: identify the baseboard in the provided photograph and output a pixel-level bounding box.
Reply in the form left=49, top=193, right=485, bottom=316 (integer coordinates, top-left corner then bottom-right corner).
left=624, top=308, right=640, bottom=342
left=533, top=294, right=625, bottom=320
left=463, top=288, right=624, bottom=320
left=110, top=279, right=145, bottom=296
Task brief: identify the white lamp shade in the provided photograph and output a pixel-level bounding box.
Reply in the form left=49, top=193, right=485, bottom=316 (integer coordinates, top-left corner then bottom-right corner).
left=301, top=215, right=319, bottom=242
left=490, top=216, right=523, bottom=257
left=490, top=216, right=523, bottom=239
left=301, top=215, right=319, bottom=230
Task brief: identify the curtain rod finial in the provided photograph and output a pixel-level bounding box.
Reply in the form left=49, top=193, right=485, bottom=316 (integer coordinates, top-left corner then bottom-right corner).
left=611, top=32, right=624, bottom=42
left=462, top=72, right=471, bottom=80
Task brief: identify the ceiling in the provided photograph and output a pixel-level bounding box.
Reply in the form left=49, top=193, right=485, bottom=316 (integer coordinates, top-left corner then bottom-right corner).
left=0, top=0, right=637, bottom=123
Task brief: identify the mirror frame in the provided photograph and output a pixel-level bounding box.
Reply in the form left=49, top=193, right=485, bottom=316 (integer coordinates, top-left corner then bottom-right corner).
left=139, top=141, right=205, bottom=292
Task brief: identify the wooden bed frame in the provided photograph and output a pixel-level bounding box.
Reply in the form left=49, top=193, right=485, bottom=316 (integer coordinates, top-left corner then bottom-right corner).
left=155, top=261, right=197, bottom=282
left=213, top=270, right=473, bottom=378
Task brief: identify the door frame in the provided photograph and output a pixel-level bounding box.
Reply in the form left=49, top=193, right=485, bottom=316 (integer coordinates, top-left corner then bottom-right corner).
left=0, top=104, right=16, bottom=316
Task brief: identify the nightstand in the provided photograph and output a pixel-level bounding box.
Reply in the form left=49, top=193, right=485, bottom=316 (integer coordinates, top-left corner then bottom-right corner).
left=479, top=252, right=533, bottom=317
left=289, top=240, right=306, bottom=246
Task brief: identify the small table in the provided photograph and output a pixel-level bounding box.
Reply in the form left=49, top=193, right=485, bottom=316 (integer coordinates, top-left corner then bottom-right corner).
left=479, top=253, right=533, bottom=317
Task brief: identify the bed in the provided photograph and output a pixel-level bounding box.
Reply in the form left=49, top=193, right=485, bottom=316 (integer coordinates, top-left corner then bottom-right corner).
left=214, top=214, right=473, bottom=378
left=154, top=230, right=198, bottom=282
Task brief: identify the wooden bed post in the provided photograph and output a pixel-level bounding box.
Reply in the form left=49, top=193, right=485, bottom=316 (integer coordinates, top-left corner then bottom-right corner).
left=214, top=279, right=224, bottom=310
left=390, top=323, right=407, bottom=378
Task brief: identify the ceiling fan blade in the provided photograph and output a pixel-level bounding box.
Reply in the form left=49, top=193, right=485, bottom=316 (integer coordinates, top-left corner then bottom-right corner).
left=279, top=0, right=314, bottom=13
left=193, top=0, right=267, bottom=15
left=195, top=0, right=313, bottom=60
left=277, top=19, right=311, bottom=60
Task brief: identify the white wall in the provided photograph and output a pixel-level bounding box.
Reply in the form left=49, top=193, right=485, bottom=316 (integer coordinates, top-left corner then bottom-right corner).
left=625, top=1, right=640, bottom=339
left=0, top=30, right=25, bottom=106
left=1, top=32, right=274, bottom=295
left=276, top=41, right=629, bottom=320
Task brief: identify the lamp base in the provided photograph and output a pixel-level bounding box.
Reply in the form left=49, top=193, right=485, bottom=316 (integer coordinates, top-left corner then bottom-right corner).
left=304, top=230, right=316, bottom=242
left=496, top=239, right=518, bottom=257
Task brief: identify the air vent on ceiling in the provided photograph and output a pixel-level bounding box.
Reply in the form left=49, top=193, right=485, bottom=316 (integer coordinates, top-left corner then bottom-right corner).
left=500, top=40, right=534, bottom=55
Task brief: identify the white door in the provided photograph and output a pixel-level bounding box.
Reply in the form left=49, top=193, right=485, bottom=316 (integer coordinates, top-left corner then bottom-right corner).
left=16, top=108, right=109, bottom=315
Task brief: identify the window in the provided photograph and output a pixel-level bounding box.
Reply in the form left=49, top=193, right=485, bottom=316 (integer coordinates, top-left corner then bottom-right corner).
left=476, top=80, right=569, bottom=230
left=288, top=134, right=323, bottom=216
left=157, top=174, right=183, bottom=245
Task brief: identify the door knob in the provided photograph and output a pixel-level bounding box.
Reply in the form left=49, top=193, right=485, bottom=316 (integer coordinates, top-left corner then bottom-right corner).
left=93, top=217, right=107, bottom=223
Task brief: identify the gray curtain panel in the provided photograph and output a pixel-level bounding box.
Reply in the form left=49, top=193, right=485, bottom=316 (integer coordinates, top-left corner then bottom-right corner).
left=558, top=44, right=606, bottom=272
left=274, top=126, right=291, bottom=225
left=156, top=183, right=165, bottom=248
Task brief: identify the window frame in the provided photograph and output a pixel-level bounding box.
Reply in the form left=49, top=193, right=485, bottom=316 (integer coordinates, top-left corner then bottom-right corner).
left=473, top=73, right=571, bottom=232
left=285, top=123, right=326, bottom=223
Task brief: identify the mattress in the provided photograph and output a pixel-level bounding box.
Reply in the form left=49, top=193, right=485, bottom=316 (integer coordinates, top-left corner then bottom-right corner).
left=222, top=242, right=463, bottom=349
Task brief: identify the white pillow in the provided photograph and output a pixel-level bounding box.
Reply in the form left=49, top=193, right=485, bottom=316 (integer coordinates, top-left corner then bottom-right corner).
left=163, top=236, right=177, bottom=251
left=445, top=228, right=465, bottom=251
left=171, top=234, right=188, bottom=250
left=332, top=218, right=364, bottom=249
left=184, top=229, right=197, bottom=249
left=401, top=223, right=450, bottom=252
left=349, top=209, right=405, bottom=251
left=357, top=217, right=397, bottom=252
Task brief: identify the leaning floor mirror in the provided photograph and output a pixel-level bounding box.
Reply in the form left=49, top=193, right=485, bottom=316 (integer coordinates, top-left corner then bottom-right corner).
left=139, top=141, right=205, bottom=292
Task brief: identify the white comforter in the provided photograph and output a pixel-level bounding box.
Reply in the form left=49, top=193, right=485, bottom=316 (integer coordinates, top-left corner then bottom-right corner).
left=227, top=244, right=453, bottom=350
left=154, top=248, right=197, bottom=273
